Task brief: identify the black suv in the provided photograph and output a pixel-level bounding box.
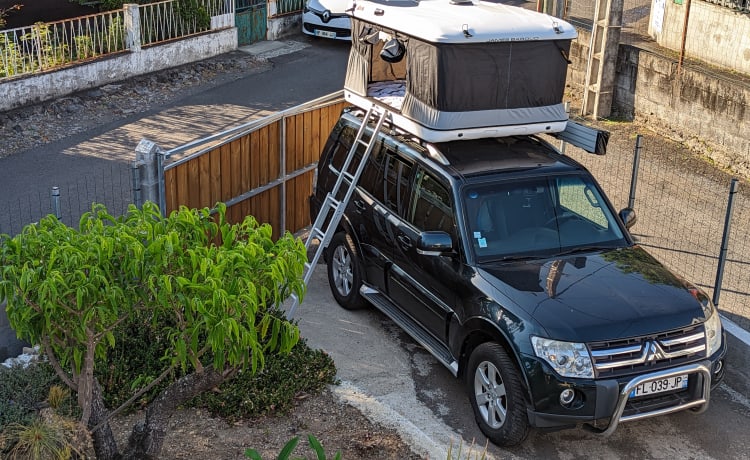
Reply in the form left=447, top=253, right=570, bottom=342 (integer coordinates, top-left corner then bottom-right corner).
left=310, top=108, right=727, bottom=446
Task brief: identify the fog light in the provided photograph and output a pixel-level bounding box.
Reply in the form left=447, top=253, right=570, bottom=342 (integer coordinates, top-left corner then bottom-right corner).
left=559, top=389, right=575, bottom=406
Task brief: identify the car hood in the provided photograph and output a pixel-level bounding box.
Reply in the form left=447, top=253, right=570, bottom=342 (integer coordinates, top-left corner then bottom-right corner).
left=476, top=246, right=708, bottom=342
left=306, top=0, right=350, bottom=14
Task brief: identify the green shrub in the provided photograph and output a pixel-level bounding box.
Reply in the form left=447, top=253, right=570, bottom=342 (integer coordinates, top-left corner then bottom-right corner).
left=98, top=311, right=177, bottom=411
left=0, top=363, right=62, bottom=429
left=188, top=338, right=337, bottom=420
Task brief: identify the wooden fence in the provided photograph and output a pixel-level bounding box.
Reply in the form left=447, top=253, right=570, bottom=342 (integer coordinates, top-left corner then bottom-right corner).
left=162, top=92, right=347, bottom=239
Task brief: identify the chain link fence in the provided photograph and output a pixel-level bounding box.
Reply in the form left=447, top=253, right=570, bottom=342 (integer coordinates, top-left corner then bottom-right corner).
left=0, top=163, right=134, bottom=237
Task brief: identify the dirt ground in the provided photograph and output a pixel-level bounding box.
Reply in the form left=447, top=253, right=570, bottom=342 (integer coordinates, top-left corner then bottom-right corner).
left=109, top=387, right=425, bottom=460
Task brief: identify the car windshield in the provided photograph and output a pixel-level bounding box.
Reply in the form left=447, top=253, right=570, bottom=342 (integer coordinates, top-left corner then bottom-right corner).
left=462, top=174, right=627, bottom=262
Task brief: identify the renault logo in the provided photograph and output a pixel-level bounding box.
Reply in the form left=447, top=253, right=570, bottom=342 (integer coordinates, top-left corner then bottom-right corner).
left=645, top=341, right=666, bottom=362
left=322, top=10, right=331, bottom=22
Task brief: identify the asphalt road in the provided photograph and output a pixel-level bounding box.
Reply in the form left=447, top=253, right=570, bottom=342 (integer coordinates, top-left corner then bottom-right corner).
left=2, top=33, right=749, bottom=458
left=0, top=36, right=350, bottom=233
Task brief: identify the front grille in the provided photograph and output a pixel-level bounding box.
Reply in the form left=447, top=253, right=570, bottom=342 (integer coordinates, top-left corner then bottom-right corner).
left=589, top=324, right=706, bottom=378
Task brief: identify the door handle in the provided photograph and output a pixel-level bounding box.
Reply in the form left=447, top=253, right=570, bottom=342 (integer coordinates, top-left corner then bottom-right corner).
left=353, top=200, right=366, bottom=213
left=397, top=235, right=412, bottom=248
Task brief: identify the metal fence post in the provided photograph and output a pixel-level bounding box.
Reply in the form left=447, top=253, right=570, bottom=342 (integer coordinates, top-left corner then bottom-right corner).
left=280, top=116, right=287, bottom=233
left=628, top=134, right=643, bottom=209
left=135, top=139, right=166, bottom=215
left=131, top=159, right=143, bottom=208
left=50, top=187, right=61, bottom=220
left=712, top=178, right=739, bottom=307
left=123, top=4, right=142, bottom=52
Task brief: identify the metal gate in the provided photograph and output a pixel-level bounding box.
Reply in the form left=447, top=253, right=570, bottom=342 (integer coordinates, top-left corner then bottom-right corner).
left=236, top=0, right=267, bottom=46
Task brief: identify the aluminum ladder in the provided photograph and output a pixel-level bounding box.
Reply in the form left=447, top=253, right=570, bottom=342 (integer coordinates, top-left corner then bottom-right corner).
left=286, top=104, right=390, bottom=319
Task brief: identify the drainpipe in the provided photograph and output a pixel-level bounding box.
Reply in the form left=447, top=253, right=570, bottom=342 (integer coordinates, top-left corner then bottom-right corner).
left=677, top=0, right=692, bottom=76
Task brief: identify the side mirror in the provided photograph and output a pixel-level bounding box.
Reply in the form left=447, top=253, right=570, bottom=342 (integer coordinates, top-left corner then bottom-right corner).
left=619, top=208, right=637, bottom=230
left=417, top=231, right=453, bottom=256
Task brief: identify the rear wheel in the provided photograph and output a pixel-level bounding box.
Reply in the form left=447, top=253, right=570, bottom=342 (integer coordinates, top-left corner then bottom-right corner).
left=327, top=232, right=366, bottom=310
left=466, top=342, right=529, bottom=447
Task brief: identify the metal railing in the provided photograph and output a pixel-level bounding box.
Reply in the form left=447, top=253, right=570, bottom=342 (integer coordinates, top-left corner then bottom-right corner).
left=0, top=10, right=126, bottom=78
left=274, top=0, right=307, bottom=16
left=0, top=0, right=234, bottom=80
left=140, top=0, right=233, bottom=46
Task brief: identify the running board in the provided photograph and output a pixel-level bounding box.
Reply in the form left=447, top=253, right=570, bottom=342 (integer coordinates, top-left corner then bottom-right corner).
left=360, top=286, right=459, bottom=376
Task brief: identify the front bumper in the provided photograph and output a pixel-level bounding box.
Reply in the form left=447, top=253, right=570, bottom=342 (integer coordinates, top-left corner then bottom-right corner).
left=524, top=336, right=727, bottom=434
left=301, top=12, right=351, bottom=40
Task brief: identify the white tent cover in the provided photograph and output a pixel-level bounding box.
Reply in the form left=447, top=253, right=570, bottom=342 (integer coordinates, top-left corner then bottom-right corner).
left=344, top=0, right=578, bottom=139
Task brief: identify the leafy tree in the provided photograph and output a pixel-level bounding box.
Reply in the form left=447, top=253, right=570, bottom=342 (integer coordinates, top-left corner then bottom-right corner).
left=0, top=202, right=306, bottom=459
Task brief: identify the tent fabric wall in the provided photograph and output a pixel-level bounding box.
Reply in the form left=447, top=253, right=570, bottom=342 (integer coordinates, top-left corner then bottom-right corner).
left=344, top=17, right=572, bottom=133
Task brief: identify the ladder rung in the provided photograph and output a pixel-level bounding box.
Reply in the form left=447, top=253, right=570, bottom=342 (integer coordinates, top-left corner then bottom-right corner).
left=324, top=195, right=341, bottom=207
left=303, top=261, right=312, bottom=271
left=342, top=172, right=355, bottom=183
left=311, top=228, right=325, bottom=240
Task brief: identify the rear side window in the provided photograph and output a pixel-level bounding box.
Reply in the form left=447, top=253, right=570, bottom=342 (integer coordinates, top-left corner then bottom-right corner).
left=325, top=125, right=386, bottom=201
left=408, top=168, right=454, bottom=236
left=384, top=155, right=413, bottom=215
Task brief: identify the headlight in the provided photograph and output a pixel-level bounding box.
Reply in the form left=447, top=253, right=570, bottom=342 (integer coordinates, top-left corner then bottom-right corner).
left=531, top=336, right=594, bottom=378
left=704, top=304, right=723, bottom=356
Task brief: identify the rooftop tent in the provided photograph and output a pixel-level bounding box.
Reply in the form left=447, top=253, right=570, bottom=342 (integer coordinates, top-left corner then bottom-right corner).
left=344, top=0, right=578, bottom=142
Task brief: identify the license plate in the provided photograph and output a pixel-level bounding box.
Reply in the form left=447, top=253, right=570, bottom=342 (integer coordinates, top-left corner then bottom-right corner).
left=630, top=374, right=688, bottom=398
left=314, top=29, right=336, bottom=39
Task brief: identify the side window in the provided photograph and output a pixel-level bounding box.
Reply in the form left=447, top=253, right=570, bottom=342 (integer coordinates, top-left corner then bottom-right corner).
left=556, top=177, right=608, bottom=227
left=384, top=153, right=413, bottom=215
left=409, top=168, right=455, bottom=236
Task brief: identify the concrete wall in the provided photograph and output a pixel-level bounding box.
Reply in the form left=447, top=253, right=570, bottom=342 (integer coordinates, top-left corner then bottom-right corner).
left=612, top=45, right=750, bottom=177
left=266, top=0, right=303, bottom=40
left=1, top=27, right=238, bottom=112
left=566, top=27, right=750, bottom=179
left=649, top=0, right=750, bottom=75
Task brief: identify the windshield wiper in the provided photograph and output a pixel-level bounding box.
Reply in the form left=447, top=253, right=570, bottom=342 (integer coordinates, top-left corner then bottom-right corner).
left=481, top=254, right=542, bottom=263
left=554, top=245, right=615, bottom=257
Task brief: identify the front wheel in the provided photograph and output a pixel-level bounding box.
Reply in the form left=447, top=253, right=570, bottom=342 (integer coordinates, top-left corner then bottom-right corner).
left=466, top=342, right=529, bottom=447
left=327, top=232, right=367, bottom=310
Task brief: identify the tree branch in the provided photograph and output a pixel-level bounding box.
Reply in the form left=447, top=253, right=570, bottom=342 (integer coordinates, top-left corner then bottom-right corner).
left=41, top=337, right=77, bottom=391
left=90, top=363, right=177, bottom=435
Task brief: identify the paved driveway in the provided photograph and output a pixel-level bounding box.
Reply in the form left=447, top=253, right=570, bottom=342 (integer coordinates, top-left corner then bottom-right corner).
left=296, top=268, right=750, bottom=459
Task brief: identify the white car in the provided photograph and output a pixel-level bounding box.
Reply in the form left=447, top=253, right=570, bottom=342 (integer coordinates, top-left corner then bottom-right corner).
left=302, top=0, right=352, bottom=41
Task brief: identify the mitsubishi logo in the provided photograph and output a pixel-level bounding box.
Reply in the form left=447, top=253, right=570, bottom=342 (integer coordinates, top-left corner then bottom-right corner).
left=645, top=341, right=666, bottom=362
left=322, top=10, right=331, bottom=22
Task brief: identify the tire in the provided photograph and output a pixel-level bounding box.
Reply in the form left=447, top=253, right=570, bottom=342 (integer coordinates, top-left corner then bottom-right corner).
left=327, top=232, right=367, bottom=310
left=466, top=342, right=529, bottom=447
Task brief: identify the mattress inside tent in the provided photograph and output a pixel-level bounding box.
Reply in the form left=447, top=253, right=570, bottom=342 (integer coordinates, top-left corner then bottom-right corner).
left=366, top=80, right=406, bottom=112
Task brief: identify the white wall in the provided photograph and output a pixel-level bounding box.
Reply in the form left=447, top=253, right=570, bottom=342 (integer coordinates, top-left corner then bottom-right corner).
left=650, top=0, right=750, bottom=75
left=1, top=28, right=238, bottom=112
